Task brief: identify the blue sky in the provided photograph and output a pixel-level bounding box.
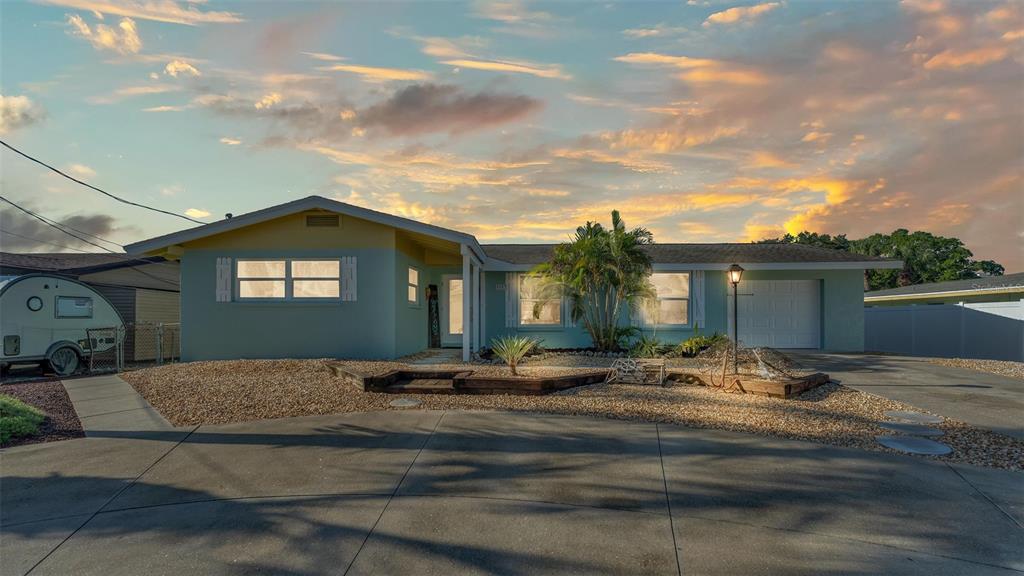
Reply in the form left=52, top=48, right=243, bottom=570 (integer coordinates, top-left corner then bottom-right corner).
left=1, top=0, right=1021, bottom=270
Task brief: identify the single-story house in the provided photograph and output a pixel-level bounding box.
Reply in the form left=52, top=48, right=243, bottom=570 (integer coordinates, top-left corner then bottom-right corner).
left=864, top=272, right=1024, bottom=306
left=0, top=252, right=181, bottom=361
left=125, top=196, right=900, bottom=361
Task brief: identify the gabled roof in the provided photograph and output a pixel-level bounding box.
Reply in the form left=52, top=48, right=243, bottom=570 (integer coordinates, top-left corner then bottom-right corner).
left=124, top=196, right=487, bottom=262
left=864, top=272, right=1024, bottom=301
left=483, top=243, right=901, bottom=270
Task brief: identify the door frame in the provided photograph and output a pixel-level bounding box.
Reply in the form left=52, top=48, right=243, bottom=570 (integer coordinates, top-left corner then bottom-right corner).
left=440, top=274, right=463, bottom=347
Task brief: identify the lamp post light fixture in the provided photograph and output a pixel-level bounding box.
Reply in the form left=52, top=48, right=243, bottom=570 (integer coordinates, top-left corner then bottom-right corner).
left=727, top=264, right=744, bottom=374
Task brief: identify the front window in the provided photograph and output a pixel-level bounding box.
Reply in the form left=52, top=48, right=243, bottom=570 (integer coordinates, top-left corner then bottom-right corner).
left=644, top=273, right=689, bottom=325
left=55, top=296, right=93, bottom=318
left=236, top=259, right=341, bottom=300
left=519, top=275, right=561, bottom=326
left=448, top=278, right=463, bottom=335
left=407, top=267, right=420, bottom=305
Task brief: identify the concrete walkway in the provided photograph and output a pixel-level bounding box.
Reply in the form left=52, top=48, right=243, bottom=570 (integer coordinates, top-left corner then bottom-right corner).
left=2, top=378, right=1021, bottom=575
left=60, top=374, right=177, bottom=435
left=791, top=352, right=1024, bottom=440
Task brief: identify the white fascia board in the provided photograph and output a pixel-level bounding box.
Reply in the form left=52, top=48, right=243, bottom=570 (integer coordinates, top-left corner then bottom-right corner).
left=460, top=244, right=484, bottom=267
left=485, top=260, right=902, bottom=272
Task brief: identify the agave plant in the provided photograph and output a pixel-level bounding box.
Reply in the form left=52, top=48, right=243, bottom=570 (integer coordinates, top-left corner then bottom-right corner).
left=490, top=335, right=539, bottom=375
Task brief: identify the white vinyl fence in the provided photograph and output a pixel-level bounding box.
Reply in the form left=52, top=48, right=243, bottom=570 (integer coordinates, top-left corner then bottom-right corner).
left=865, top=300, right=1023, bottom=361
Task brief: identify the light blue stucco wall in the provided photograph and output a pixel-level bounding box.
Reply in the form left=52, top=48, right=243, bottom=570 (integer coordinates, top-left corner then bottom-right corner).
left=181, top=248, right=397, bottom=361
left=394, top=246, right=428, bottom=358
left=481, top=269, right=865, bottom=352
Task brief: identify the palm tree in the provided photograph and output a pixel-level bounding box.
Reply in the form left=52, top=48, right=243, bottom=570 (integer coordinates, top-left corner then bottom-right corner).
left=532, top=211, right=654, bottom=351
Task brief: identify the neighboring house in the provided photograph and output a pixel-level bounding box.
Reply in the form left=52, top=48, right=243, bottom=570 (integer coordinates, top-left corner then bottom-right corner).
left=0, top=252, right=181, bottom=361
left=863, top=273, right=1024, bottom=306
left=125, top=196, right=900, bottom=362
left=864, top=273, right=1023, bottom=362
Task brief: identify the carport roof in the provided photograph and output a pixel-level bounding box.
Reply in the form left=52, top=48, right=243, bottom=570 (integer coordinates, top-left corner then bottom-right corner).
left=864, top=272, right=1024, bottom=300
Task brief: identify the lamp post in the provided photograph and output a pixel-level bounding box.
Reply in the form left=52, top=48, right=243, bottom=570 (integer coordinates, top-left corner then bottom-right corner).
left=727, top=264, right=744, bottom=374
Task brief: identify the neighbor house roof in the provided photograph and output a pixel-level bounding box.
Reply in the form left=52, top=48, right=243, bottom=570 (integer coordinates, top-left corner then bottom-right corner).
left=482, top=243, right=901, bottom=270
left=864, top=272, right=1024, bottom=302
left=0, top=252, right=165, bottom=274
left=124, top=195, right=488, bottom=263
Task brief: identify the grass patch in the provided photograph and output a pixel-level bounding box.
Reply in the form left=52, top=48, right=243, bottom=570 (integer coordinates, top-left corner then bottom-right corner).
left=1, top=394, right=45, bottom=445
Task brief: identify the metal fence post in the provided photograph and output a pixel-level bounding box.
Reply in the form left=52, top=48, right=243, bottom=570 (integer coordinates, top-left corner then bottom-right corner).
left=156, top=323, right=164, bottom=366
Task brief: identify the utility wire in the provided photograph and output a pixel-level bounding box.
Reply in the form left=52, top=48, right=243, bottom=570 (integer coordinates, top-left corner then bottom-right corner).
left=0, top=196, right=179, bottom=288
left=0, top=229, right=96, bottom=253
left=0, top=139, right=204, bottom=225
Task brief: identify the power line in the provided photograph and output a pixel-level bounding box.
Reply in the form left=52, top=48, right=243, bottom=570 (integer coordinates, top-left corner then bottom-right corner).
left=0, top=139, right=204, bottom=225
left=2, top=195, right=117, bottom=253
left=0, top=229, right=96, bottom=253
left=0, top=196, right=179, bottom=288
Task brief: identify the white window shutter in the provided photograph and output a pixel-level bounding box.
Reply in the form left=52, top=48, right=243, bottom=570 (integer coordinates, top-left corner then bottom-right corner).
left=505, top=272, right=518, bottom=328
left=215, top=257, right=231, bottom=302
left=693, top=270, right=706, bottom=328
left=341, top=256, right=357, bottom=301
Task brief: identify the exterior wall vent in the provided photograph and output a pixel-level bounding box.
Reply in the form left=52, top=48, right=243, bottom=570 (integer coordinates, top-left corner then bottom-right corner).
left=306, top=214, right=340, bottom=228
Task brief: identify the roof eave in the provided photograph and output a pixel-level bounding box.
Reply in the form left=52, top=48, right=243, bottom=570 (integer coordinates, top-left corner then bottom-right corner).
left=486, top=260, right=903, bottom=271
left=864, top=285, right=1024, bottom=302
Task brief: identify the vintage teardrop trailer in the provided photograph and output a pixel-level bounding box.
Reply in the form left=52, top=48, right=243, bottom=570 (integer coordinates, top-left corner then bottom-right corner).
left=0, top=274, right=124, bottom=376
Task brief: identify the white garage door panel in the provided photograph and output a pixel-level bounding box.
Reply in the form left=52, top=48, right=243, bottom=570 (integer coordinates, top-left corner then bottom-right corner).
left=735, top=280, right=820, bottom=348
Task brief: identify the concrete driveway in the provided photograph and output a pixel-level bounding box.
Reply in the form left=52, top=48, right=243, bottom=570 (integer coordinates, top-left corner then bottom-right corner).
left=792, top=352, right=1024, bottom=440
left=2, top=385, right=1021, bottom=575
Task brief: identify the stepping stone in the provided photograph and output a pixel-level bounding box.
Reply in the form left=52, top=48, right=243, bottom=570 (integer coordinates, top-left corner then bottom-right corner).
left=875, top=435, right=952, bottom=455
left=389, top=398, right=423, bottom=408
left=879, top=422, right=944, bottom=437
left=884, top=410, right=943, bottom=425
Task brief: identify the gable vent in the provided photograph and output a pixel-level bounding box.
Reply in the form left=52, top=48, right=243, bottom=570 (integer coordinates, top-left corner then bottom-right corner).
left=306, top=214, right=340, bottom=227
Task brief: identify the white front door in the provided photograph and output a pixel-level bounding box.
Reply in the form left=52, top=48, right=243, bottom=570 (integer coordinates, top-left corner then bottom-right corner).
left=731, top=279, right=820, bottom=348
left=440, top=275, right=463, bottom=347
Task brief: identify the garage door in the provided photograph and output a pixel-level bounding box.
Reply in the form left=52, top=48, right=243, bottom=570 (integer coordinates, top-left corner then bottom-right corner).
left=733, top=280, right=820, bottom=349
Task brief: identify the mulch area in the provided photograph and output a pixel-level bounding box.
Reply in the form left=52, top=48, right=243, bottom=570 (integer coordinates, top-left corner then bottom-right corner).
left=1, top=381, right=85, bottom=448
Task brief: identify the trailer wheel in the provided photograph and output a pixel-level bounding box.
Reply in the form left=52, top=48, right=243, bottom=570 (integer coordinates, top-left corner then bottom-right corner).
left=48, top=346, right=80, bottom=376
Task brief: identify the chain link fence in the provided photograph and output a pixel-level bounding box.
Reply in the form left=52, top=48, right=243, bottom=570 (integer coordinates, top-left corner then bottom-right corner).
left=86, top=322, right=181, bottom=374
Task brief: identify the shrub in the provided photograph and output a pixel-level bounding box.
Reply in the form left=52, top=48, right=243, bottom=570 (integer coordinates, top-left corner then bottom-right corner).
left=629, top=334, right=666, bottom=358
left=0, top=395, right=45, bottom=445
left=678, top=331, right=729, bottom=357
left=490, top=336, right=540, bottom=375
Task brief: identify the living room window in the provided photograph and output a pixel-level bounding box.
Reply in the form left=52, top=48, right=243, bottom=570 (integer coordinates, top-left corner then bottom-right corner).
left=643, top=272, right=690, bottom=326
left=236, top=259, right=341, bottom=300
left=518, top=274, right=561, bottom=326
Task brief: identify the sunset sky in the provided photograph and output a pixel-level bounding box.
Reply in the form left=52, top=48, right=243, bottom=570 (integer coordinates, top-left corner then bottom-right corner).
left=1, top=0, right=1021, bottom=270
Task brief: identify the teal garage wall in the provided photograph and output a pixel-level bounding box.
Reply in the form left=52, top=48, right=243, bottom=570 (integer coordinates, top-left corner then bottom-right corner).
left=735, top=269, right=865, bottom=351
left=181, top=248, right=397, bottom=361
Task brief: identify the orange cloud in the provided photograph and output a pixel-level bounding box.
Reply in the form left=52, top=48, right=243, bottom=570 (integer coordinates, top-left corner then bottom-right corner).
left=748, top=151, right=796, bottom=169
left=923, top=45, right=1010, bottom=69
left=319, top=64, right=432, bottom=82
left=440, top=58, right=570, bottom=79
left=704, top=3, right=781, bottom=26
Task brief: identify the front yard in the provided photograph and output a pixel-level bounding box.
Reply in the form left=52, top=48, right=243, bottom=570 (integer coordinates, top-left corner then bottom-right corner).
left=121, top=358, right=1024, bottom=470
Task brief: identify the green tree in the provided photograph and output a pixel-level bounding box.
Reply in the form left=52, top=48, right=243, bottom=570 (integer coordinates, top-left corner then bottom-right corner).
left=532, top=211, right=654, bottom=351
left=759, top=229, right=1004, bottom=291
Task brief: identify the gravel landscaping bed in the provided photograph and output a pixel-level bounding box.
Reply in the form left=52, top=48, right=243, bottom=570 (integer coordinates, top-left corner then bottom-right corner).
left=121, top=359, right=1024, bottom=470
left=1, top=381, right=85, bottom=448
left=928, top=358, right=1024, bottom=380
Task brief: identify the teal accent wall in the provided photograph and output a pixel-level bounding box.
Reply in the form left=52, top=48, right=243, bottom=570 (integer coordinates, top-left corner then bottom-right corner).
left=482, top=269, right=865, bottom=352
left=394, top=248, right=427, bottom=358
left=181, top=248, right=398, bottom=361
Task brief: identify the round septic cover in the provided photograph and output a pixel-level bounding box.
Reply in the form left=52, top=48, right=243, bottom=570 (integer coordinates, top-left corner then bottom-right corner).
left=884, top=410, right=943, bottom=425
left=875, top=435, right=952, bottom=455
left=878, top=422, right=944, bottom=437
left=390, top=398, right=422, bottom=408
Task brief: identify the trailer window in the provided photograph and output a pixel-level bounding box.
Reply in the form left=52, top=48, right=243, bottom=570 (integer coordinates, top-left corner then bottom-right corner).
left=55, top=296, right=93, bottom=318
